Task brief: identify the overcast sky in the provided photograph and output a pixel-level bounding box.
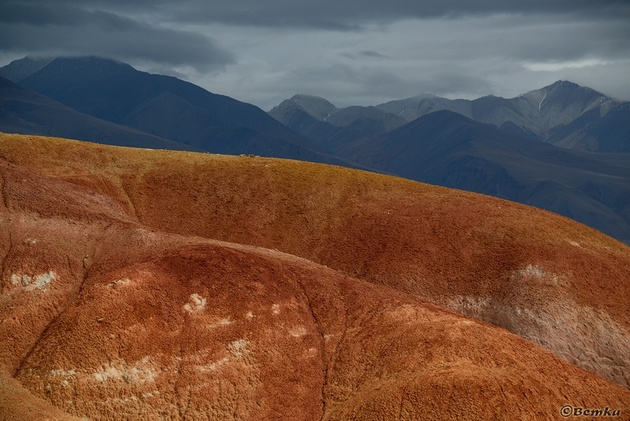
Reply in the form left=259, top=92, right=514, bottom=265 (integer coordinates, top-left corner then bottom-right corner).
left=1, top=0, right=629, bottom=110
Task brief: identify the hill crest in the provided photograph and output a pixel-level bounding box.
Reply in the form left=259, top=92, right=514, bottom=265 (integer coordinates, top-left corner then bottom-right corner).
left=2, top=133, right=629, bottom=396
left=1, top=133, right=630, bottom=418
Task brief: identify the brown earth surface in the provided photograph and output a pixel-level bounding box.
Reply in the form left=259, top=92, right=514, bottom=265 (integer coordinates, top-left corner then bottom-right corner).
left=0, top=133, right=629, bottom=420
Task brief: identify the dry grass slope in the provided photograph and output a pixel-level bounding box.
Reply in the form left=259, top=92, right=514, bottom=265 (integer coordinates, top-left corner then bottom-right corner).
left=1, top=133, right=629, bottom=420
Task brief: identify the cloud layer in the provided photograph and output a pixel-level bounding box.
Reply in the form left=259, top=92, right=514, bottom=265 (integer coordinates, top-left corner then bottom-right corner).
left=1, top=0, right=629, bottom=109
left=0, top=1, right=234, bottom=71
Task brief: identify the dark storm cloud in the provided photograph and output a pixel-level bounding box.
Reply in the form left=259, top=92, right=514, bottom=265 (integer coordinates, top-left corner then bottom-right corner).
left=0, top=1, right=234, bottom=71
left=412, top=14, right=630, bottom=63
left=8, top=0, right=628, bottom=29
left=157, top=0, right=630, bottom=27
left=2, top=0, right=627, bottom=65
left=1, top=0, right=629, bottom=107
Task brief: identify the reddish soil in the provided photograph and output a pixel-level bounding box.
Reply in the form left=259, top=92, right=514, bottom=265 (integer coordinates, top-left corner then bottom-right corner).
left=1, top=133, right=629, bottom=419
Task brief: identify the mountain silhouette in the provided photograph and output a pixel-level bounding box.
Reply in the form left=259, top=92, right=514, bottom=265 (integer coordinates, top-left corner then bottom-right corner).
left=5, top=56, right=355, bottom=167
left=375, top=80, right=625, bottom=148
left=0, top=76, right=203, bottom=151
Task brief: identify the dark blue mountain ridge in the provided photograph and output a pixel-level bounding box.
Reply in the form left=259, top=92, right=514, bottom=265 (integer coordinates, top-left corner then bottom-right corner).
left=0, top=56, right=53, bottom=83
left=547, top=102, right=630, bottom=153
left=271, top=80, right=627, bottom=153
left=0, top=76, right=203, bottom=152
left=1, top=56, right=365, bottom=168
left=269, top=94, right=408, bottom=152
left=332, top=110, right=630, bottom=243
left=374, top=80, right=625, bottom=147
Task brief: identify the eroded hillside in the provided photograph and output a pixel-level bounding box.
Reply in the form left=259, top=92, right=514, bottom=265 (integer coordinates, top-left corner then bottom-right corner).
left=1, top=133, right=629, bottom=419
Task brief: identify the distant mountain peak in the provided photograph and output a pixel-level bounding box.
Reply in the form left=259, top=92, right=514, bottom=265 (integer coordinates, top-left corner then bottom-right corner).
left=289, top=93, right=337, bottom=109
left=290, top=93, right=330, bottom=102
left=0, top=56, right=53, bottom=82
left=46, top=56, right=136, bottom=76
left=410, top=93, right=440, bottom=100
left=531, top=79, right=611, bottom=116
left=0, top=56, right=137, bottom=90
left=549, top=80, right=578, bottom=88
left=269, top=93, right=337, bottom=121
left=536, top=80, right=604, bottom=97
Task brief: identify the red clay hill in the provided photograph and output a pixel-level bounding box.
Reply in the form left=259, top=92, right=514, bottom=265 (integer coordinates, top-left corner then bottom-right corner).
left=0, top=133, right=629, bottom=420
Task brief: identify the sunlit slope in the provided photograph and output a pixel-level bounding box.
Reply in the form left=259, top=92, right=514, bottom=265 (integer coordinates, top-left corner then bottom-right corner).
left=1, top=133, right=629, bottom=391
left=1, top=151, right=629, bottom=419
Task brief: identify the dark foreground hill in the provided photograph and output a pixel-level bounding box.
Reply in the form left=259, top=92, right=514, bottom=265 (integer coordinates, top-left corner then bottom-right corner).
left=1, top=134, right=629, bottom=421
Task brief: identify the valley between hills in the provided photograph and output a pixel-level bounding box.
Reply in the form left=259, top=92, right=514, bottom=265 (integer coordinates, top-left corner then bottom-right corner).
left=0, top=133, right=629, bottom=420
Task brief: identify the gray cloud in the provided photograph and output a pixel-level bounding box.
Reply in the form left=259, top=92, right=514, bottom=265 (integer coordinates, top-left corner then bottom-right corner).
left=0, top=1, right=234, bottom=71
left=0, top=0, right=629, bottom=108
left=157, top=0, right=630, bottom=28
left=5, top=0, right=629, bottom=28
left=359, top=50, right=390, bottom=59
left=341, top=50, right=390, bottom=60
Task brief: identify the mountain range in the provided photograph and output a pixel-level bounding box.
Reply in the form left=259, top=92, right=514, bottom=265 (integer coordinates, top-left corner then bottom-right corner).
left=272, top=81, right=628, bottom=152
left=1, top=56, right=629, bottom=244
left=269, top=85, right=630, bottom=244
left=1, top=133, right=629, bottom=419
left=0, top=56, right=359, bottom=169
